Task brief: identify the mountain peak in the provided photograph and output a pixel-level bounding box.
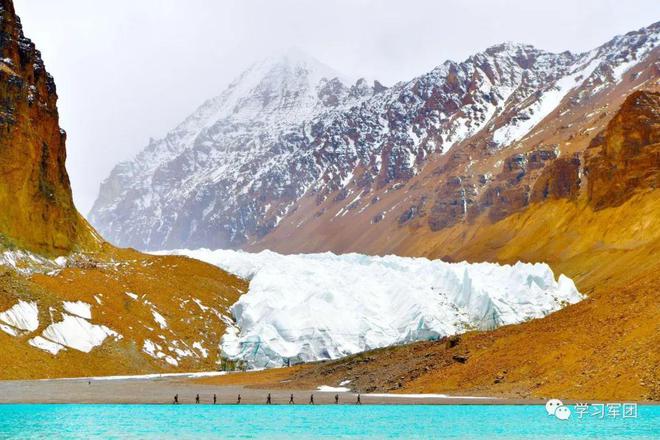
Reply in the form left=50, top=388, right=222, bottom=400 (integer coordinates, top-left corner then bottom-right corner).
left=482, top=41, right=554, bottom=61
left=247, top=47, right=349, bottom=87
left=170, top=49, right=355, bottom=134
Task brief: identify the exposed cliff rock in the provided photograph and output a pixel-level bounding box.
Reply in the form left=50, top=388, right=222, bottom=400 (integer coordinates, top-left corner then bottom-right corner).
left=0, top=0, right=97, bottom=254
left=585, top=90, right=659, bottom=210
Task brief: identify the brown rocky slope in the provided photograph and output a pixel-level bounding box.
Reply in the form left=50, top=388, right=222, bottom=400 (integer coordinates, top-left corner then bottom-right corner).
left=0, top=0, right=247, bottom=379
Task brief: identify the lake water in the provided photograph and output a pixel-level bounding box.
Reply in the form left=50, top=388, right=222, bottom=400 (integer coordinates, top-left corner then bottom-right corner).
left=0, top=404, right=657, bottom=439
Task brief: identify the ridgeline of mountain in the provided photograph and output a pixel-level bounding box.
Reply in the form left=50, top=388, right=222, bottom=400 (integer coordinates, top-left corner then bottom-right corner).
left=90, top=22, right=659, bottom=254
left=0, top=0, right=98, bottom=254
left=0, top=0, right=248, bottom=379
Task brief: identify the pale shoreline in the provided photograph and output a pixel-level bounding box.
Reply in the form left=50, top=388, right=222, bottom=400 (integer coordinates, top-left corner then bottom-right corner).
left=0, top=375, right=531, bottom=405
left=3, top=375, right=655, bottom=405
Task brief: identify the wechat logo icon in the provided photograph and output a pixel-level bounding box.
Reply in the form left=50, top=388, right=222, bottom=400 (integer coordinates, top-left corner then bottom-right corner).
left=546, top=399, right=571, bottom=420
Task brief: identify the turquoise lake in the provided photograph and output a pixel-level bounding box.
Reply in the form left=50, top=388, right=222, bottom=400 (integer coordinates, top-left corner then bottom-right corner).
left=0, top=404, right=657, bottom=439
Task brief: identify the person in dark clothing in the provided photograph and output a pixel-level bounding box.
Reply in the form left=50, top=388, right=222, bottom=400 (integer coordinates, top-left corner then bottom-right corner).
left=309, top=394, right=314, bottom=405
left=289, top=394, right=295, bottom=404
left=356, top=394, right=361, bottom=405
left=196, top=394, right=200, bottom=404
left=266, top=393, right=272, bottom=404
left=335, top=394, right=339, bottom=404
left=213, top=394, right=217, bottom=404
left=173, top=394, right=179, bottom=404
left=237, top=394, right=242, bottom=404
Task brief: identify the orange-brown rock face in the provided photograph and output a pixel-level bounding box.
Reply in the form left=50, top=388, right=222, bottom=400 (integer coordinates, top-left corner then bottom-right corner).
left=585, top=91, right=660, bottom=210
left=0, top=0, right=96, bottom=254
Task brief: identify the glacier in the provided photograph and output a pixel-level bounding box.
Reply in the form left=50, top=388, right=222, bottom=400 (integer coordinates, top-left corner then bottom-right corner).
left=165, top=249, right=583, bottom=369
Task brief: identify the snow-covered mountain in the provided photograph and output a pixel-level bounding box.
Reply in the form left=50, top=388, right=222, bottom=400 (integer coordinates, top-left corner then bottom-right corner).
left=165, top=249, right=582, bottom=369
left=89, top=23, right=659, bottom=252
left=90, top=48, right=384, bottom=249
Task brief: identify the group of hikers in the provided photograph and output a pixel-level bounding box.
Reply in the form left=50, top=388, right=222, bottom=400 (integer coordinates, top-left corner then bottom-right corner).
left=173, top=392, right=362, bottom=405
left=172, top=393, right=239, bottom=405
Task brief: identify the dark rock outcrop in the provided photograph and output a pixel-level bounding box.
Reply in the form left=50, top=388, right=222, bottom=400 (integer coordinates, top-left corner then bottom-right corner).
left=585, top=91, right=660, bottom=210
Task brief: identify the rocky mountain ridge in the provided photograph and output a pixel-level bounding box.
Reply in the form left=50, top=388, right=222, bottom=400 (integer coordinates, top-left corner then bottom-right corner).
left=90, top=22, right=659, bottom=252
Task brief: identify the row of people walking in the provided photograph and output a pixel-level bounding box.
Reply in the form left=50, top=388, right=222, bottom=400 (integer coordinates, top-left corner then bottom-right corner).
left=174, top=393, right=239, bottom=404
left=267, top=392, right=362, bottom=404
left=173, top=392, right=362, bottom=404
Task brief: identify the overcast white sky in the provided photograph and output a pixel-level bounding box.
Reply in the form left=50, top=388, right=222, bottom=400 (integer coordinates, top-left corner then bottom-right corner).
left=13, top=0, right=659, bottom=214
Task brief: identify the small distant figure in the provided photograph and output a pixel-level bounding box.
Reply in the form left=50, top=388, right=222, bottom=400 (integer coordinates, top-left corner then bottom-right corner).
left=237, top=394, right=242, bottom=404
left=196, top=394, right=200, bottom=404
left=309, top=394, right=314, bottom=405
left=335, top=394, right=339, bottom=404
left=88, top=381, right=91, bottom=386
left=289, top=394, right=295, bottom=404
left=173, top=394, right=179, bottom=404
left=356, top=394, right=361, bottom=405
left=266, top=393, right=272, bottom=404
left=213, top=394, right=217, bottom=405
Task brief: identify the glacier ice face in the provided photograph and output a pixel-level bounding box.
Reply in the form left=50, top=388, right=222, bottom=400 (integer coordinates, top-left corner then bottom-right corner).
left=167, top=249, right=583, bottom=369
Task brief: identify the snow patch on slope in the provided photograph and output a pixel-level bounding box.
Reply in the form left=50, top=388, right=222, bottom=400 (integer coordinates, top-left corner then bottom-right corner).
left=0, top=300, right=39, bottom=332
left=166, top=249, right=583, bottom=369
left=40, top=314, right=120, bottom=353
left=0, top=323, right=19, bottom=336
left=63, top=301, right=92, bottom=320
left=28, top=336, right=65, bottom=355
left=0, top=250, right=67, bottom=275
left=151, top=310, right=168, bottom=329
left=492, top=56, right=601, bottom=146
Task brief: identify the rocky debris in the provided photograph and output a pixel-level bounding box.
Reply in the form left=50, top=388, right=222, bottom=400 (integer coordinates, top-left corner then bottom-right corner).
left=494, top=370, right=508, bottom=384
left=398, top=197, right=427, bottom=225
left=445, top=335, right=461, bottom=349
left=0, top=247, right=249, bottom=379
left=452, top=354, right=469, bottom=364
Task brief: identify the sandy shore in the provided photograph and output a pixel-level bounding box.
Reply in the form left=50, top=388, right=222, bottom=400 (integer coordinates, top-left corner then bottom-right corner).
left=0, top=374, right=533, bottom=405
